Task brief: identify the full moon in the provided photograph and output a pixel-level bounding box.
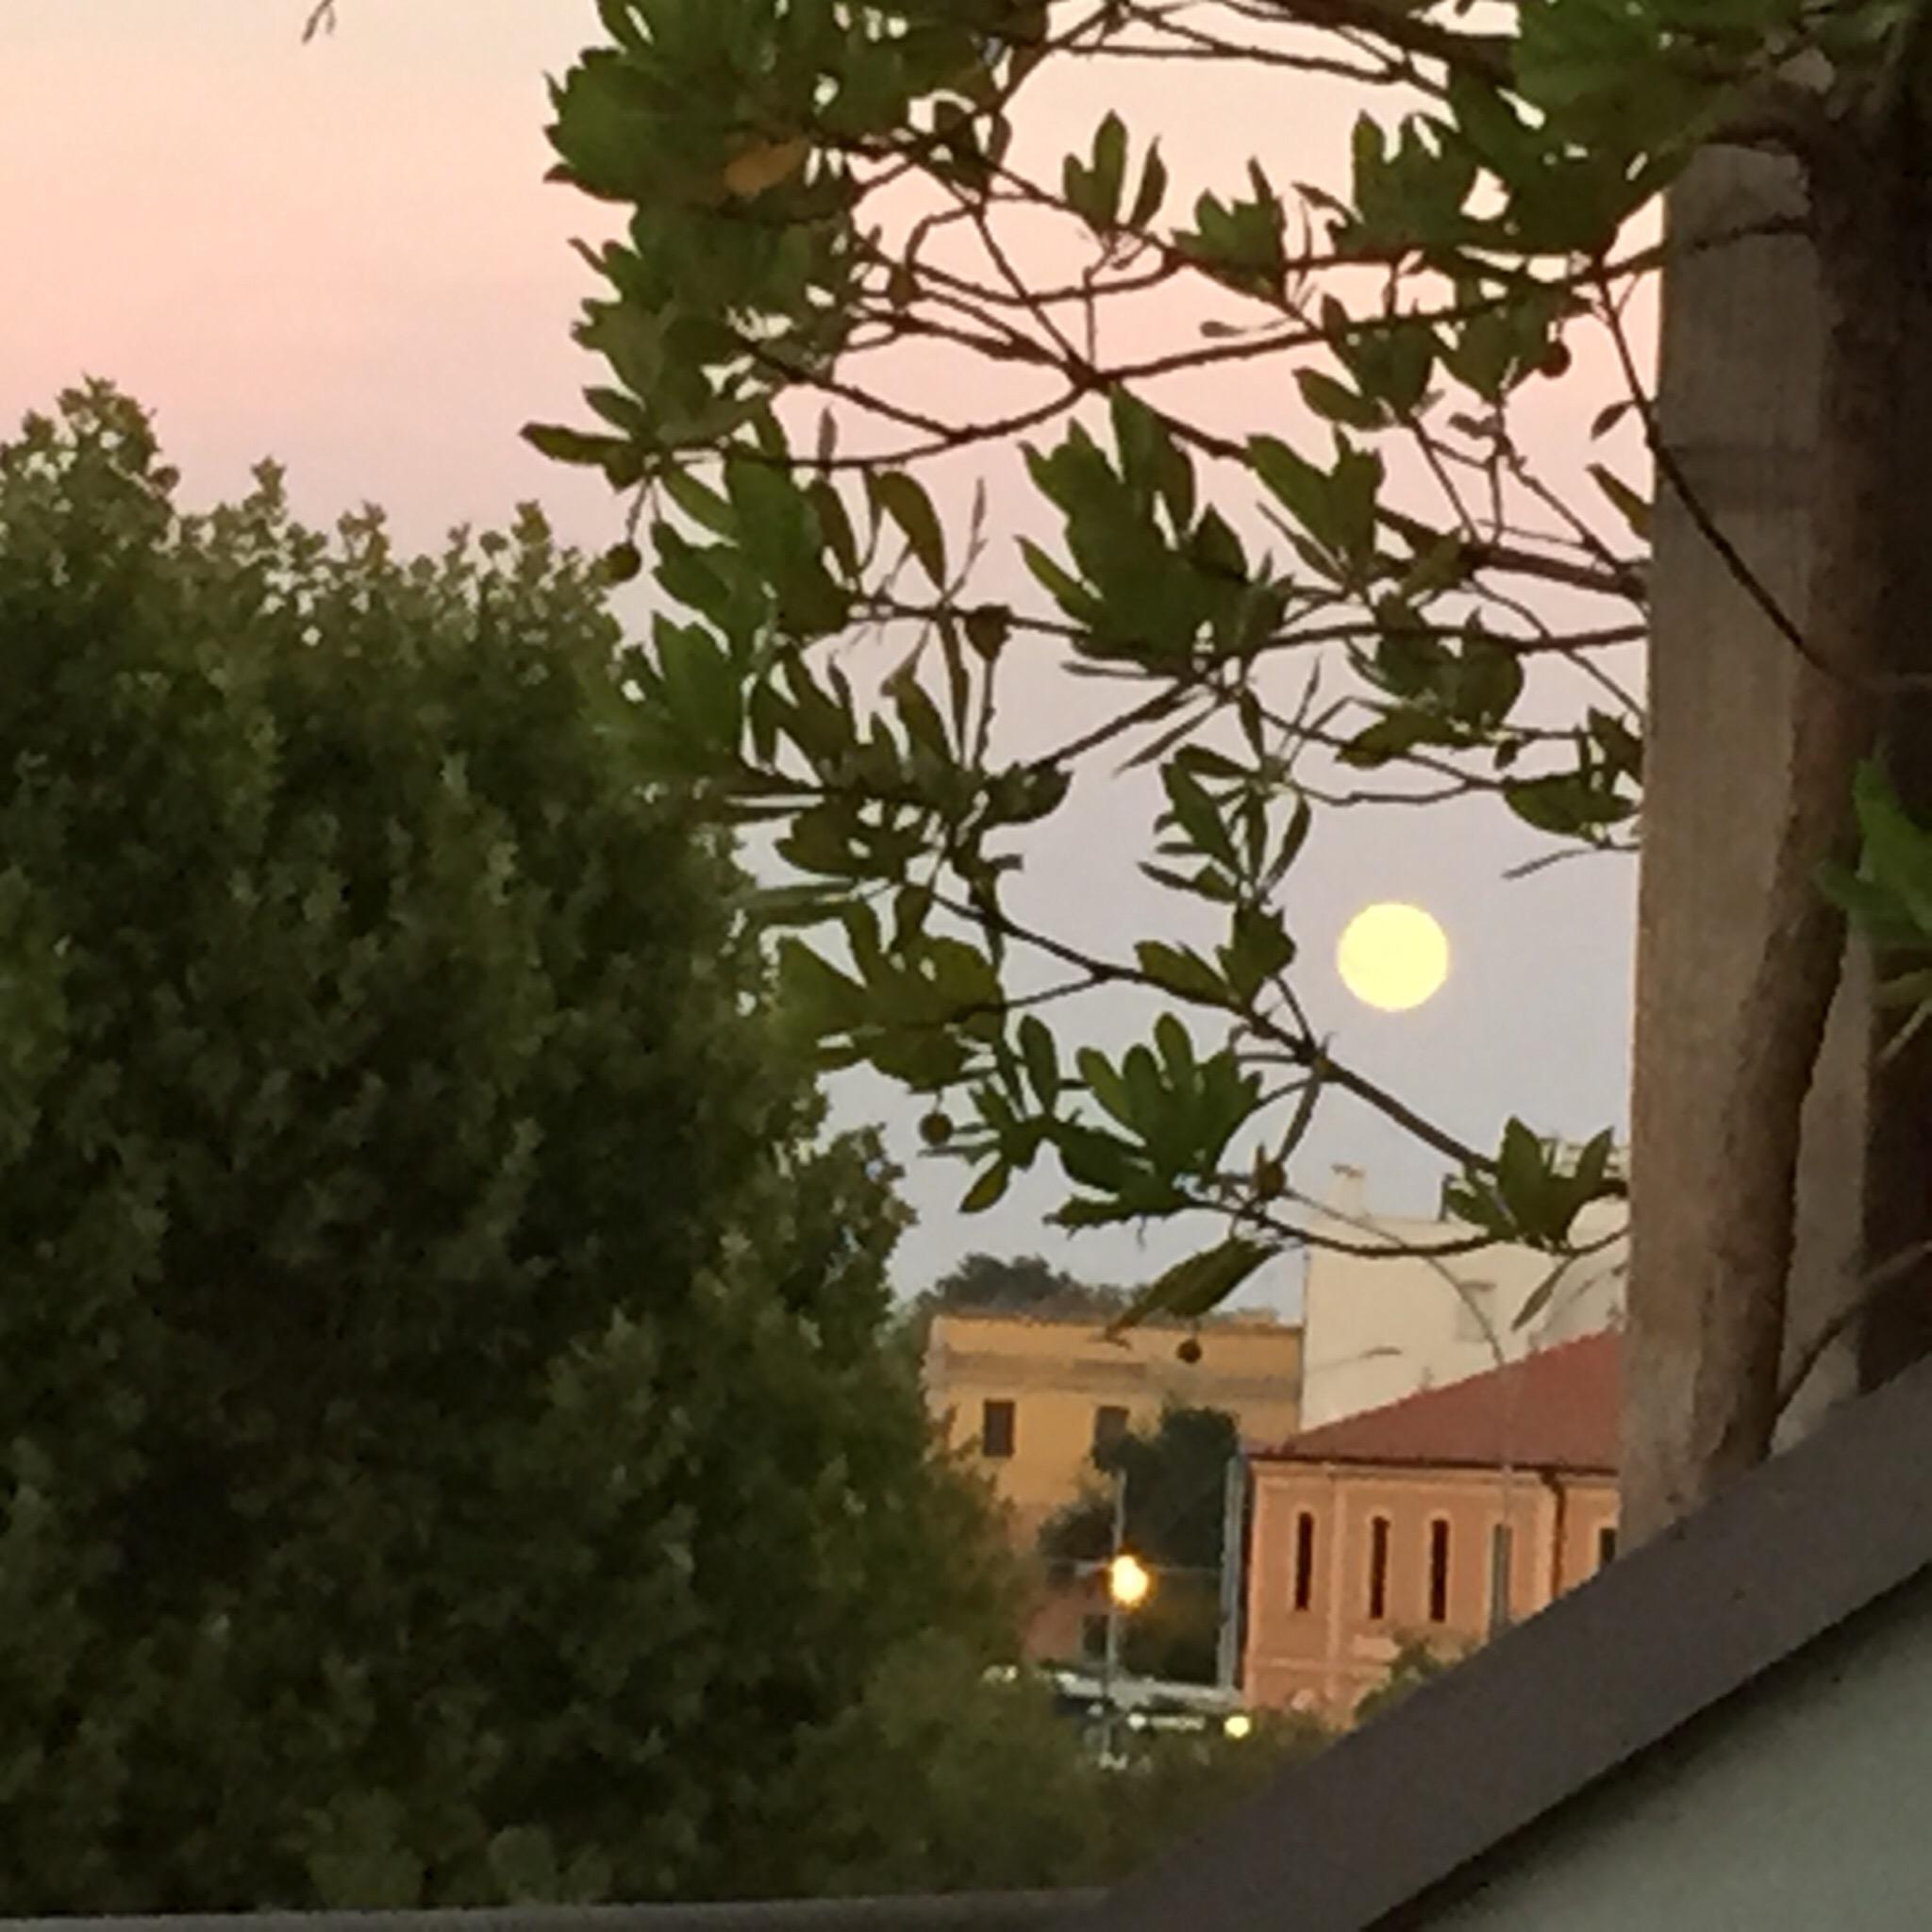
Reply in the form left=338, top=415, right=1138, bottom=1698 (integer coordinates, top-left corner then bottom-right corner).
left=1337, top=903, right=1451, bottom=1012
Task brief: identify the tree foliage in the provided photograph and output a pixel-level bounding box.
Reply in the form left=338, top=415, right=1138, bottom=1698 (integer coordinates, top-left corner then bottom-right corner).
left=925, top=1250, right=1126, bottom=1316
left=759, top=1632, right=1327, bottom=1893
left=765, top=1635, right=1113, bottom=1895
left=537, top=0, right=1932, bottom=1446
left=1352, top=1636, right=1465, bottom=1726
left=899, top=1248, right=1126, bottom=1356
left=0, top=387, right=1019, bottom=1912
left=1102, top=1707, right=1328, bottom=1851
left=527, top=0, right=1766, bottom=1307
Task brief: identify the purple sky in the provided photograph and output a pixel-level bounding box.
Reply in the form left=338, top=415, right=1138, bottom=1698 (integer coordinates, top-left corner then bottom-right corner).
left=1, top=3, right=1643, bottom=1309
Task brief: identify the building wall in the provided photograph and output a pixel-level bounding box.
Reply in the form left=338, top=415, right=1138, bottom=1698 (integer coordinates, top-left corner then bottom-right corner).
left=1243, top=1459, right=1618, bottom=1723
left=923, top=1310, right=1302, bottom=1546
left=1301, top=1172, right=1626, bottom=1429
left=1426, top=1575, right=1932, bottom=1929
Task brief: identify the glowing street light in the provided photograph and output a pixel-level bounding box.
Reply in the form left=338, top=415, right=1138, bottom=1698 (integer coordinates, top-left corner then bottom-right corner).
left=1108, top=1552, right=1152, bottom=1608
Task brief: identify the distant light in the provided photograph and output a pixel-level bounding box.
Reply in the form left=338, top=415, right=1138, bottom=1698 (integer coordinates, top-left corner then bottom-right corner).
left=1108, top=1553, right=1153, bottom=1607
left=1224, top=1711, right=1254, bottom=1741
left=1337, top=903, right=1451, bottom=1012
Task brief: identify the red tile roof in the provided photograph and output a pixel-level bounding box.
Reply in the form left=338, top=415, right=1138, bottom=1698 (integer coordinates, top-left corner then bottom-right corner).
left=1264, top=1332, right=1620, bottom=1474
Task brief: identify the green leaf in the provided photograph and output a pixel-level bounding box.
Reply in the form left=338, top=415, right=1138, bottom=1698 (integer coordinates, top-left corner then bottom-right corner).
left=1298, top=370, right=1383, bottom=431
left=1445, top=311, right=1514, bottom=403
left=662, top=466, right=736, bottom=537
left=1505, top=772, right=1635, bottom=837
left=1135, top=941, right=1229, bottom=1006
left=1122, top=1044, right=1166, bottom=1132
left=1056, top=1132, right=1146, bottom=1201
left=1106, top=1238, right=1274, bottom=1334
left=869, top=472, right=948, bottom=586
left=1153, top=1012, right=1195, bottom=1083
left=1076, top=1048, right=1135, bottom=1131
left=1493, top=1120, right=1546, bottom=1224
left=808, top=480, right=861, bottom=579
left=1269, top=795, right=1313, bottom=885
left=1846, top=761, right=1932, bottom=935
left=1092, top=111, right=1128, bottom=225
left=1222, top=904, right=1296, bottom=1003
left=1820, top=868, right=1928, bottom=949
left=964, top=604, right=1011, bottom=661
left=1329, top=442, right=1382, bottom=559
left=1160, top=764, right=1237, bottom=868
left=960, top=1162, right=1012, bottom=1213
left=888, top=670, right=952, bottom=764
left=1511, top=1255, right=1576, bottom=1333
left=1589, top=463, right=1651, bottom=539
left=1341, top=710, right=1437, bottom=769
left=1877, top=966, right=1932, bottom=1008
left=777, top=939, right=864, bottom=1029
left=1248, top=435, right=1328, bottom=540
left=1129, top=140, right=1169, bottom=228
left=1017, top=1014, right=1060, bottom=1108
left=1591, top=398, right=1638, bottom=440
left=658, top=624, right=742, bottom=746
left=1019, top=538, right=1094, bottom=617
left=523, top=422, right=638, bottom=481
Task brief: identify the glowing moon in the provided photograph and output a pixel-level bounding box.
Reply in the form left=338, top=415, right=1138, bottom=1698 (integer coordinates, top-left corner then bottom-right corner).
left=1337, top=903, right=1450, bottom=1012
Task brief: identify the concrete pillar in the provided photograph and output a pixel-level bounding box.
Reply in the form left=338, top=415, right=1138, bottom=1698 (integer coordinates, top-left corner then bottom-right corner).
left=1624, top=148, right=1871, bottom=1538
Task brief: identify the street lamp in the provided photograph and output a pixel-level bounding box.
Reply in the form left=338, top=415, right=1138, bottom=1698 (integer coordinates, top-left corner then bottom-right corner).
left=1097, top=1470, right=1152, bottom=1764
left=1108, top=1552, right=1152, bottom=1608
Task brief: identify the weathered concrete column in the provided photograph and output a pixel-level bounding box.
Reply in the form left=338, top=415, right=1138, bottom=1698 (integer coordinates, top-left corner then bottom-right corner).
left=1624, top=148, right=1872, bottom=1540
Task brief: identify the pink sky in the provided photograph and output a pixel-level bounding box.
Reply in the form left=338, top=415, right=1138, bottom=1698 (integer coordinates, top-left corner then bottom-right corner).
left=2, top=3, right=614, bottom=548
left=0, top=3, right=1643, bottom=1305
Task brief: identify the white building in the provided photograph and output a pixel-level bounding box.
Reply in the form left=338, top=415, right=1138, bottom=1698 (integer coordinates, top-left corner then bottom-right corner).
left=1298, top=1162, right=1627, bottom=1430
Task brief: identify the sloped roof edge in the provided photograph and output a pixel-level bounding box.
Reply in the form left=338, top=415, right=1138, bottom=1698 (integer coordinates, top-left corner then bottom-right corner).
left=1260, top=1333, right=1618, bottom=1475
left=1074, top=1348, right=1932, bottom=1932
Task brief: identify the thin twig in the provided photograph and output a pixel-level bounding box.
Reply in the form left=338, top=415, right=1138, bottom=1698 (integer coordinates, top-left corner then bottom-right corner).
left=1774, top=1238, right=1932, bottom=1417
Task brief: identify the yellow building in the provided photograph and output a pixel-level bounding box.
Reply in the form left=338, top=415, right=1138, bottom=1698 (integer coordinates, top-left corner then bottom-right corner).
left=923, top=1307, right=1303, bottom=1548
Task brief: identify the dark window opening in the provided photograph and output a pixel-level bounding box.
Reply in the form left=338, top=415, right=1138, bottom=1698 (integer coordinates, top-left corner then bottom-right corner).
left=981, top=1398, right=1016, bottom=1459
left=1598, top=1524, right=1618, bottom=1571
left=1427, top=1520, right=1452, bottom=1624
left=1490, top=1522, right=1514, bottom=1634
left=1092, top=1405, right=1130, bottom=1456
left=1366, top=1516, right=1391, bottom=1621
left=1293, top=1510, right=1316, bottom=1611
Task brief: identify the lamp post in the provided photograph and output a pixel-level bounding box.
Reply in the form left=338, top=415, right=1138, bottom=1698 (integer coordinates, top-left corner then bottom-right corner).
left=1097, top=1467, right=1150, bottom=1763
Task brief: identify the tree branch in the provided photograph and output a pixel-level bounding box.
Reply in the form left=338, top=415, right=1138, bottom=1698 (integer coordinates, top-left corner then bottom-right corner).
left=1775, top=1239, right=1932, bottom=1418
left=924, top=888, right=1495, bottom=1174
left=1244, top=0, right=1512, bottom=84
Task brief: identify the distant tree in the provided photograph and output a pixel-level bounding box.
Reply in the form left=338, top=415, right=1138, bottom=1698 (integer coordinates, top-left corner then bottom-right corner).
left=1103, top=1713, right=1328, bottom=1858
left=929, top=1251, right=1126, bottom=1316
left=1040, top=1407, right=1240, bottom=1681
left=0, top=388, right=1017, bottom=1913
left=764, top=1635, right=1327, bottom=1895
left=1353, top=1637, right=1466, bottom=1726
left=901, top=1249, right=1127, bottom=1357
left=762, top=1636, right=1110, bottom=1896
